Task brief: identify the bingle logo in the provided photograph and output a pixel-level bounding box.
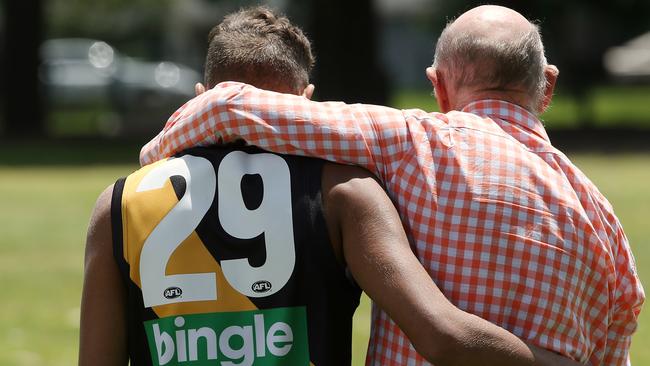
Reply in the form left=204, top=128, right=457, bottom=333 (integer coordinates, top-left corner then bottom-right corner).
left=252, top=280, right=272, bottom=293
left=148, top=311, right=302, bottom=366
left=163, top=287, right=182, bottom=299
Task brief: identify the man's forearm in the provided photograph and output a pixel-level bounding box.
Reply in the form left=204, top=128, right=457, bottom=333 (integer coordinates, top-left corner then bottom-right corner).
left=403, top=297, right=581, bottom=366
left=434, top=310, right=582, bottom=366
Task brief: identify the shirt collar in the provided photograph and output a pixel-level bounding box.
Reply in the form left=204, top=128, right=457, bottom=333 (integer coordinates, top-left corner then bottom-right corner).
left=461, top=99, right=550, bottom=142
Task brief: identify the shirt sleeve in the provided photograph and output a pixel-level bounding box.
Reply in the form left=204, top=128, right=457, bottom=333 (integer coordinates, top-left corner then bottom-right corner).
left=601, top=226, right=645, bottom=366
left=139, top=82, right=414, bottom=182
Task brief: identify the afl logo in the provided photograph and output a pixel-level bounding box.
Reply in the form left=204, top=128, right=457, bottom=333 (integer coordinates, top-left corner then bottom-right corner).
left=252, top=280, right=272, bottom=293
left=164, top=287, right=182, bottom=299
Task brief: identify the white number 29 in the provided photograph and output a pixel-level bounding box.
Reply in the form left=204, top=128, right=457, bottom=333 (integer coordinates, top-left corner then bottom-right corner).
left=136, top=152, right=295, bottom=308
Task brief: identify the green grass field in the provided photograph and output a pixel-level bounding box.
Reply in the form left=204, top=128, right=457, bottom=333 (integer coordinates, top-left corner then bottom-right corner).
left=0, top=151, right=647, bottom=365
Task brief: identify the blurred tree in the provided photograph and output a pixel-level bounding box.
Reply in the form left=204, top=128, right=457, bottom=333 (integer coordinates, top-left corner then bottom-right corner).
left=294, top=0, right=390, bottom=104
left=47, top=0, right=171, bottom=59
left=496, top=0, right=650, bottom=127
left=2, top=0, right=44, bottom=137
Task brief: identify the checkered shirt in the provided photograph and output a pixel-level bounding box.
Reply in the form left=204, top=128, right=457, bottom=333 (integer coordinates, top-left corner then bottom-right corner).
left=140, top=82, right=645, bottom=365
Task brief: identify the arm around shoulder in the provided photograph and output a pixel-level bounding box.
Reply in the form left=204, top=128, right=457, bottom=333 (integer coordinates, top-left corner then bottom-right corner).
left=140, top=82, right=410, bottom=178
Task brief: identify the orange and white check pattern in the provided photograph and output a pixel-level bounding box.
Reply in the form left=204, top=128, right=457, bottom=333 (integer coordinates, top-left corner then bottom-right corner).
left=141, top=82, right=645, bottom=366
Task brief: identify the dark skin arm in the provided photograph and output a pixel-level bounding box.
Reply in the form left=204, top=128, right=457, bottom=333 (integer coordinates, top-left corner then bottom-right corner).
left=79, top=185, right=128, bottom=366
left=321, top=163, right=581, bottom=366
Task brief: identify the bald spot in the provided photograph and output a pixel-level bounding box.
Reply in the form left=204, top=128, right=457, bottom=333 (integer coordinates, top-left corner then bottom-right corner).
left=433, top=5, right=549, bottom=111
left=449, top=5, right=534, bottom=43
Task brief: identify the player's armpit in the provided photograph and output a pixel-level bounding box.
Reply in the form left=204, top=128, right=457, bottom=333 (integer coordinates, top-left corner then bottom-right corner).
left=323, top=164, right=582, bottom=366
left=79, top=184, right=128, bottom=366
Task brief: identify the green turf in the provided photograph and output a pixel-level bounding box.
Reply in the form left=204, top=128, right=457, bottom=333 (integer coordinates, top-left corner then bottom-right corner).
left=0, top=153, right=647, bottom=365
left=0, top=165, right=133, bottom=366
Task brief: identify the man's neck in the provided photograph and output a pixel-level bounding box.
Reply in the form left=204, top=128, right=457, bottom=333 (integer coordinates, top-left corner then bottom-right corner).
left=453, top=88, right=533, bottom=113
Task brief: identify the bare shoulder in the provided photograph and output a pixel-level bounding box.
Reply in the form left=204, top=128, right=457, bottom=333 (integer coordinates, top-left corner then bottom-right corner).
left=86, top=184, right=115, bottom=254
left=321, top=163, right=383, bottom=203
left=321, top=163, right=390, bottom=227
left=80, top=182, right=128, bottom=366
left=93, top=184, right=114, bottom=218
left=320, top=163, right=388, bottom=264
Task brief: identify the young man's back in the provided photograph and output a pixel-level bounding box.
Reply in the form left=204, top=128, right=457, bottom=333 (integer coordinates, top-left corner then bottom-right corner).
left=111, top=146, right=361, bottom=365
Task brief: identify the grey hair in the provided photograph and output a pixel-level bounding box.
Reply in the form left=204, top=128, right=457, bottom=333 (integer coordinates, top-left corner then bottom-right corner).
left=433, top=20, right=547, bottom=111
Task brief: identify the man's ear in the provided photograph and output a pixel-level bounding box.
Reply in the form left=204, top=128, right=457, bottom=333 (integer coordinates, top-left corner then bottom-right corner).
left=302, top=84, right=315, bottom=100
left=539, top=65, right=559, bottom=113
left=195, top=82, right=206, bottom=96
left=426, top=67, right=450, bottom=112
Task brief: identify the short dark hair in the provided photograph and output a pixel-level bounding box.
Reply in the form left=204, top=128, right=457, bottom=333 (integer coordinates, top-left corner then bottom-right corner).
left=204, top=6, right=314, bottom=94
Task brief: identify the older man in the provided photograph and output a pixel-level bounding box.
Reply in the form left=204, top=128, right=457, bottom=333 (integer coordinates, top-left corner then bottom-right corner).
left=140, top=5, right=644, bottom=365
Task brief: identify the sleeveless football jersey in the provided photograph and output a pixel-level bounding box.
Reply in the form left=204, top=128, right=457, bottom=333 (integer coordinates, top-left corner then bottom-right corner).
left=111, top=146, right=361, bottom=366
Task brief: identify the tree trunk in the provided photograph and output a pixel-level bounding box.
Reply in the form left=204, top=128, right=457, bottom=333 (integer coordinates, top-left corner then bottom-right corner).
left=2, top=0, right=44, bottom=137
left=301, top=0, right=389, bottom=105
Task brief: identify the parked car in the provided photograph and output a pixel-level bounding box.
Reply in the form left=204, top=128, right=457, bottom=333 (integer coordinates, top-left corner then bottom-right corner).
left=39, top=38, right=201, bottom=137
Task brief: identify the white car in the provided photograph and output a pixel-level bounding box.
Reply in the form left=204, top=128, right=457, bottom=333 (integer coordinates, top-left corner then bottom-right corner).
left=39, top=38, right=201, bottom=136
